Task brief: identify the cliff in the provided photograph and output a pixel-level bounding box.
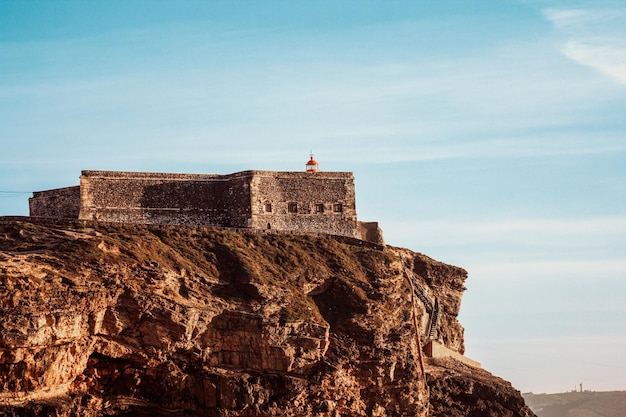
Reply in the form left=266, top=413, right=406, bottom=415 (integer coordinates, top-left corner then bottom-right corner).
left=0, top=218, right=534, bottom=416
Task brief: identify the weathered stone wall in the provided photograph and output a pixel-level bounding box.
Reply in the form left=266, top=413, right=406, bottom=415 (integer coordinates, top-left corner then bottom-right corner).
left=424, top=340, right=481, bottom=368
left=29, top=186, right=81, bottom=219
left=29, top=170, right=363, bottom=239
left=250, top=171, right=358, bottom=238
left=78, top=171, right=252, bottom=227
left=358, top=221, right=385, bottom=245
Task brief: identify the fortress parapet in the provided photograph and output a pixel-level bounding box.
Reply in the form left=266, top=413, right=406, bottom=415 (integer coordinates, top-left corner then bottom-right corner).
left=30, top=186, right=81, bottom=220
left=29, top=169, right=382, bottom=244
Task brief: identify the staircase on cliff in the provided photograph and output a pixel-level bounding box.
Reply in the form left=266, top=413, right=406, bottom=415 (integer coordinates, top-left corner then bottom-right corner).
left=405, top=268, right=440, bottom=340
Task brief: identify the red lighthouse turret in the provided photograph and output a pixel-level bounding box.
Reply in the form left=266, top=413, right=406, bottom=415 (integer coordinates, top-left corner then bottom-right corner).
left=305, top=153, right=319, bottom=173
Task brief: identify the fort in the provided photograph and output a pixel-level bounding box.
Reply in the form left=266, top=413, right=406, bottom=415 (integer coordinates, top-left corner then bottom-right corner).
left=29, top=157, right=384, bottom=244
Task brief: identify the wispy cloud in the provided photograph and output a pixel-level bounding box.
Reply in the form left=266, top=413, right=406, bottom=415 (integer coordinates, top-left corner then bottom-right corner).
left=543, top=6, right=626, bottom=84
left=472, top=259, right=626, bottom=281
left=4, top=12, right=625, bottom=175
left=543, top=8, right=614, bottom=31
left=386, top=216, right=626, bottom=246
left=563, top=41, right=626, bottom=84
left=385, top=215, right=626, bottom=282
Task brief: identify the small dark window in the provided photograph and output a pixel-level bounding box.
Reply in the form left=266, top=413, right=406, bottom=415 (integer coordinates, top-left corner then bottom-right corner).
left=333, top=203, right=343, bottom=213
left=314, top=203, right=324, bottom=213
left=264, top=202, right=272, bottom=212
left=288, top=202, right=298, bottom=213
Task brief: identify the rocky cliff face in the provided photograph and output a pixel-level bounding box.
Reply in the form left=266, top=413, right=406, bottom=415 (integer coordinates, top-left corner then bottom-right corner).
left=0, top=218, right=534, bottom=416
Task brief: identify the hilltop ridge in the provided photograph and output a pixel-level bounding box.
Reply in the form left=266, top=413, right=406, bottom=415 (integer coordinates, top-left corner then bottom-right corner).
left=523, top=391, right=626, bottom=417
left=0, top=218, right=534, bottom=416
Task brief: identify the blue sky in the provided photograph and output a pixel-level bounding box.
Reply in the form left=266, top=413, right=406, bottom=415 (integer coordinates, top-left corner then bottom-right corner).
left=1, top=0, right=625, bottom=394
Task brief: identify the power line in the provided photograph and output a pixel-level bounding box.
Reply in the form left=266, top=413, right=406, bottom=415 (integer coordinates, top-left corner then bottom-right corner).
left=0, top=191, right=31, bottom=196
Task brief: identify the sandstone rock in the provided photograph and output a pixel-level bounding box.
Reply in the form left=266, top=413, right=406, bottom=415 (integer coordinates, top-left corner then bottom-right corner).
left=0, top=218, right=534, bottom=416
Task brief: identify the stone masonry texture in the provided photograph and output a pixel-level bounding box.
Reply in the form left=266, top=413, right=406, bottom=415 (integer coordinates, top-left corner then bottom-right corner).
left=29, top=186, right=81, bottom=219
left=29, top=170, right=360, bottom=239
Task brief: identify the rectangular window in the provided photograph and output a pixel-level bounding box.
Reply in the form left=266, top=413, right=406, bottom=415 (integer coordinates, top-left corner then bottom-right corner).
left=333, top=203, right=343, bottom=213
left=288, top=202, right=298, bottom=213
left=264, top=202, right=272, bottom=213
left=314, top=203, right=324, bottom=213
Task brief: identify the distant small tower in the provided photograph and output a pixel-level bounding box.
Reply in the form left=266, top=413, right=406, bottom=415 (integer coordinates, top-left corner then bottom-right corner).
left=305, top=152, right=319, bottom=173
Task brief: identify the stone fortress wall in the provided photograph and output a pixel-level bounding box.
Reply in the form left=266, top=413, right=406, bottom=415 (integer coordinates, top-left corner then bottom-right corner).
left=28, top=169, right=381, bottom=242
left=250, top=171, right=357, bottom=237
left=78, top=170, right=253, bottom=227
left=29, top=186, right=81, bottom=219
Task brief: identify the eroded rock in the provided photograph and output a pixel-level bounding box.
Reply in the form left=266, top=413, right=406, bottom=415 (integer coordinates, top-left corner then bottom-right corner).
left=0, top=218, right=534, bottom=416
